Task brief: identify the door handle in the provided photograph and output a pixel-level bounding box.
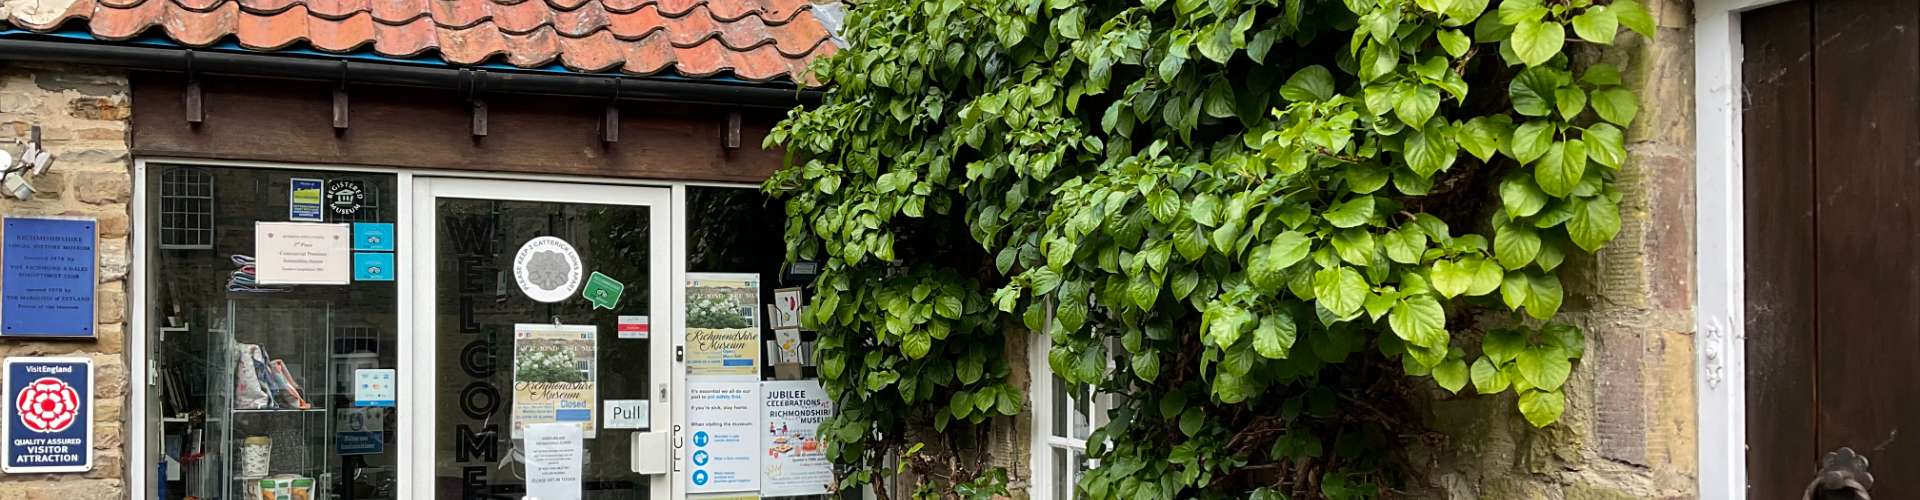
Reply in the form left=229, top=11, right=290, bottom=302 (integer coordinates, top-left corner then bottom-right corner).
left=1804, top=447, right=1873, bottom=500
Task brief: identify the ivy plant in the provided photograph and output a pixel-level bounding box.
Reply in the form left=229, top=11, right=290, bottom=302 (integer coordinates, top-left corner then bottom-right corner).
left=766, top=0, right=1650, bottom=497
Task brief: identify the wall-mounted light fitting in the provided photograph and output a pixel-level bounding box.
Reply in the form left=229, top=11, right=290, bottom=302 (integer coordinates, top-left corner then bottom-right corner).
left=2, top=126, right=56, bottom=200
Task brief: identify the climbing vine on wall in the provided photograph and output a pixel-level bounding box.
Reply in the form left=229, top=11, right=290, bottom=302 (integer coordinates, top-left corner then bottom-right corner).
left=766, top=0, right=1651, bottom=497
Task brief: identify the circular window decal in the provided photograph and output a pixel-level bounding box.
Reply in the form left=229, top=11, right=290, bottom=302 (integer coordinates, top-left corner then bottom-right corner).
left=513, top=236, right=583, bottom=303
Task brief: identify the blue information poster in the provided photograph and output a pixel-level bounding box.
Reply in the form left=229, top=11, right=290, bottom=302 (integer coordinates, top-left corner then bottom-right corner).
left=3, top=357, right=93, bottom=473
left=1, top=217, right=97, bottom=338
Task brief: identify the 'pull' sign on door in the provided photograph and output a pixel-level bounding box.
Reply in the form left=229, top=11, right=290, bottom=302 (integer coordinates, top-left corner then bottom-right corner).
left=4, top=357, right=93, bottom=473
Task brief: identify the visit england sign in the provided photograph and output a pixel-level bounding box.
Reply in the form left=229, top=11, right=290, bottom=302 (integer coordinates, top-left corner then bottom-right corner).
left=3, top=357, right=93, bottom=473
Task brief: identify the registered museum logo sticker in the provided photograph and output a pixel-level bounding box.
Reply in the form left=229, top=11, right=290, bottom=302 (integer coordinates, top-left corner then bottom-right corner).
left=514, top=236, right=583, bottom=303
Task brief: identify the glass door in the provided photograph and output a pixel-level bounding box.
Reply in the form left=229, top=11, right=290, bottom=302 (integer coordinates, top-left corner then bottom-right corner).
left=410, top=178, right=673, bottom=500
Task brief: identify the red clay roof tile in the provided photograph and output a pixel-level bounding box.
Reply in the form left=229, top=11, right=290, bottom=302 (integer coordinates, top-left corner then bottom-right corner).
left=306, top=0, right=374, bottom=19
left=161, top=1, right=238, bottom=46
left=5, top=0, right=834, bottom=85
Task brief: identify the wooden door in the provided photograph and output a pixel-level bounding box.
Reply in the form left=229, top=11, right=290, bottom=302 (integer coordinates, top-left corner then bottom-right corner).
left=1743, top=1, right=1920, bottom=498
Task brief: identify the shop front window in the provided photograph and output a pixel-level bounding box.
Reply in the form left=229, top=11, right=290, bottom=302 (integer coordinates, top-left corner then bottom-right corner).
left=145, top=165, right=401, bottom=499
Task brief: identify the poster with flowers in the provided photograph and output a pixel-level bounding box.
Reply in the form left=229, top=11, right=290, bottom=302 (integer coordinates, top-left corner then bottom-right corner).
left=513, top=324, right=598, bottom=438
left=685, top=273, right=761, bottom=379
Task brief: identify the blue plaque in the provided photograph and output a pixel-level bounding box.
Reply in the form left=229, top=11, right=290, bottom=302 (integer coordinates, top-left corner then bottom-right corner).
left=2, top=217, right=97, bottom=338
left=4, top=357, right=93, bottom=473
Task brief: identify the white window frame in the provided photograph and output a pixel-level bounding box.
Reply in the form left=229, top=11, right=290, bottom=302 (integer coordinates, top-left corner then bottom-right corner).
left=1027, top=331, right=1111, bottom=499
left=1696, top=1, right=1795, bottom=499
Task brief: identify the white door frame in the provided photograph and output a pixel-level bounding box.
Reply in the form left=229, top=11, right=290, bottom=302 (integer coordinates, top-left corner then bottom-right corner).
left=410, top=177, right=677, bottom=499
left=1695, top=1, right=1795, bottom=498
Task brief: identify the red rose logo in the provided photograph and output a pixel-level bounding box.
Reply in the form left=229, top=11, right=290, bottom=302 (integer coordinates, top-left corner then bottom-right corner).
left=15, top=377, right=79, bottom=433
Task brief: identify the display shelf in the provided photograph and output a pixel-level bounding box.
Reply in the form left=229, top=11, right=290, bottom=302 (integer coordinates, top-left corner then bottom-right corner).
left=215, top=298, right=334, bottom=500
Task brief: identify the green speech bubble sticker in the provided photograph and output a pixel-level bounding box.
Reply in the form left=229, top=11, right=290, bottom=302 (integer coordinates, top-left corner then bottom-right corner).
left=582, top=271, right=624, bottom=310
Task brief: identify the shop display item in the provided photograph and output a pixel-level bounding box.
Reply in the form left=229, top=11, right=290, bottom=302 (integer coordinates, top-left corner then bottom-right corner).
left=240, top=436, right=271, bottom=479
left=255, top=475, right=314, bottom=500
left=233, top=343, right=312, bottom=410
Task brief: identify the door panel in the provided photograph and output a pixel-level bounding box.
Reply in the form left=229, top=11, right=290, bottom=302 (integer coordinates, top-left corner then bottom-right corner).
left=1745, top=1, right=1920, bottom=497
left=1741, top=3, right=1817, bottom=498
left=1811, top=2, right=1920, bottom=495
left=413, top=179, right=673, bottom=500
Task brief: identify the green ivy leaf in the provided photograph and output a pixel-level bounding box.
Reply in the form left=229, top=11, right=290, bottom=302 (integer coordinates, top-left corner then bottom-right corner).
left=1499, top=171, right=1549, bottom=218
left=1511, top=120, right=1555, bottom=164
left=1159, top=390, right=1186, bottom=419
left=1129, top=275, right=1161, bottom=310
left=1518, top=389, right=1566, bottom=427
left=1611, top=0, right=1656, bottom=38
left=1431, top=259, right=1471, bottom=298
left=1482, top=329, right=1525, bottom=363
left=1388, top=295, right=1448, bottom=349
left=1415, top=0, right=1456, bottom=14
left=1149, top=189, right=1182, bottom=224
left=1470, top=356, right=1510, bottom=394
left=1437, top=29, right=1472, bottom=58
left=1543, top=323, right=1587, bottom=358
left=1253, top=313, right=1298, bottom=359
left=1554, top=86, right=1587, bottom=120
left=1190, top=193, right=1222, bottom=227
left=1208, top=303, right=1252, bottom=347
left=1394, top=85, right=1443, bottom=128
left=949, top=390, right=974, bottom=418
left=1500, top=270, right=1530, bottom=310
left=1205, top=78, right=1237, bottom=119
left=1466, top=257, right=1504, bottom=296
left=1313, top=266, right=1369, bottom=316
left=935, top=295, right=964, bottom=319
left=1281, top=65, right=1337, bottom=103
left=1591, top=88, right=1639, bottom=126
left=1523, top=271, right=1563, bottom=320
left=1324, top=196, right=1376, bottom=228
left=1179, top=407, right=1204, bottom=437
left=1405, top=125, right=1458, bottom=176
left=1269, top=231, right=1314, bottom=269
left=902, top=330, right=932, bottom=358
left=1516, top=344, right=1572, bottom=391
left=1584, top=123, right=1627, bottom=169
left=1176, top=226, right=1210, bottom=262
left=1197, top=23, right=1235, bottom=63
left=1507, top=68, right=1557, bottom=117
left=1458, top=115, right=1511, bottom=161
left=1534, top=140, right=1586, bottom=197
left=1383, top=226, right=1429, bottom=264
left=1496, top=0, right=1547, bottom=25
left=867, top=370, right=900, bottom=392
left=1567, top=196, right=1622, bottom=252
left=1582, top=63, right=1624, bottom=87
left=1495, top=222, right=1542, bottom=270
left=1332, top=229, right=1375, bottom=267
left=1433, top=358, right=1470, bottom=393
left=1249, top=28, right=1280, bottom=64
left=1510, top=20, right=1565, bottom=67
left=1572, top=6, right=1618, bottom=44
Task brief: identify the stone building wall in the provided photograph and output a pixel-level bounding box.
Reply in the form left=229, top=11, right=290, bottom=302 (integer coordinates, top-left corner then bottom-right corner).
left=1408, top=0, right=1698, bottom=498
left=0, top=62, right=133, bottom=498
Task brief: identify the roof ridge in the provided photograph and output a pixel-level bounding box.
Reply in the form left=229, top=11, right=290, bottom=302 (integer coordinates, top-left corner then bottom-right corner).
left=1, top=0, right=835, bottom=86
